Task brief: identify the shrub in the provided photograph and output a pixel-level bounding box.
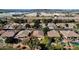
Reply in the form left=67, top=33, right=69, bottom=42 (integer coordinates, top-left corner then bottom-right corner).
left=5, top=37, right=21, bottom=44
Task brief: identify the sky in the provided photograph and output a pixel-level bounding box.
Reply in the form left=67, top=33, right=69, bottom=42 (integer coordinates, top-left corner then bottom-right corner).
left=0, top=0, right=79, bottom=9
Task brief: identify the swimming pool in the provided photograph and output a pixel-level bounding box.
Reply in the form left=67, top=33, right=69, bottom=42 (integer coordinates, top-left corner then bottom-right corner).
left=71, top=42, right=79, bottom=47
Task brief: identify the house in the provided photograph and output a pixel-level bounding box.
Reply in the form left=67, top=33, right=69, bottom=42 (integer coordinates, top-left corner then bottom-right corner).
left=30, top=23, right=34, bottom=26
left=16, top=24, right=26, bottom=30
left=11, top=23, right=19, bottom=27
left=64, top=23, right=77, bottom=29
left=68, top=23, right=77, bottom=29
left=47, top=23, right=56, bottom=29
left=56, top=23, right=77, bottom=29
left=32, top=30, right=44, bottom=38
left=40, top=23, right=46, bottom=28
left=47, top=30, right=60, bottom=37
left=56, top=23, right=65, bottom=29
left=1, top=30, right=17, bottom=38
left=60, top=30, right=79, bottom=38
left=3, top=22, right=20, bottom=29
left=0, top=30, right=5, bottom=35
left=15, top=30, right=32, bottom=40
left=3, top=24, right=14, bottom=29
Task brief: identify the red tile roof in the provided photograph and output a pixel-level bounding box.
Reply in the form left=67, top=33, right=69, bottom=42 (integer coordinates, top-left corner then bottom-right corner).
left=60, top=30, right=79, bottom=37
left=1, top=30, right=16, bottom=37
left=15, top=30, right=32, bottom=39
left=32, top=30, right=44, bottom=38
left=0, top=30, right=5, bottom=35
left=47, top=30, right=60, bottom=37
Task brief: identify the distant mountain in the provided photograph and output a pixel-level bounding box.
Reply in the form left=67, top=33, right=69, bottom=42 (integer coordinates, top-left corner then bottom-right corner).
left=0, top=9, right=32, bottom=13
left=0, top=9, right=79, bottom=13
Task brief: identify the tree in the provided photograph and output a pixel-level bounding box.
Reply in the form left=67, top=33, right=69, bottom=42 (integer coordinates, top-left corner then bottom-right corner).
left=40, top=36, right=49, bottom=45
left=33, top=19, right=40, bottom=24
left=40, top=36, right=51, bottom=50
left=53, top=43, right=63, bottom=50
left=5, top=37, right=21, bottom=44
left=0, top=20, right=7, bottom=26
left=33, top=23, right=40, bottom=29
left=25, top=24, right=31, bottom=28
left=42, top=19, right=48, bottom=26
left=65, top=24, right=69, bottom=27
left=42, top=19, right=52, bottom=23
left=14, top=19, right=27, bottom=23
left=48, top=19, right=53, bottom=23
left=69, top=20, right=75, bottom=23
left=33, top=19, right=41, bottom=29
left=52, top=38, right=63, bottom=50
left=76, top=24, right=79, bottom=29
left=22, top=39, right=30, bottom=45
left=27, top=38, right=40, bottom=50
left=42, top=27, right=50, bottom=35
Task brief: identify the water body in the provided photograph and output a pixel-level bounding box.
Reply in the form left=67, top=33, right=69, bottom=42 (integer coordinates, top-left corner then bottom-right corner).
left=71, top=42, right=79, bottom=47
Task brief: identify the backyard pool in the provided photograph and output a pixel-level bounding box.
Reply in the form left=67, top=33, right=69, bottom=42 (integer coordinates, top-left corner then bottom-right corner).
left=71, top=42, right=79, bottom=47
